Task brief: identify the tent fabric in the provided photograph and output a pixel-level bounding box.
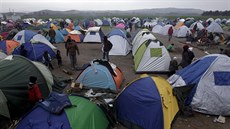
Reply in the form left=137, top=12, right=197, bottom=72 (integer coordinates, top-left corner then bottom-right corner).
left=174, top=25, right=191, bottom=38
left=168, top=54, right=230, bottom=115
left=206, top=22, right=224, bottom=33
left=12, top=42, right=56, bottom=62
left=83, top=27, right=105, bottom=43
left=152, top=25, right=163, bottom=34
left=15, top=95, right=109, bottom=129
left=0, top=90, right=10, bottom=118
left=108, top=28, right=131, bottom=56
left=0, top=40, right=20, bottom=55
left=161, top=25, right=175, bottom=35
left=47, top=30, right=65, bottom=43
left=132, top=31, right=156, bottom=56
left=0, top=55, right=53, bottom=118
left=76, top=60, right=124, bottom=90
left=0, top=51, right=7, bottom=60
left=13, top=30, right=56, bottom=50
left=116, top=75, right=178, bottom=129
left=134, top=40, right=171, bottom=72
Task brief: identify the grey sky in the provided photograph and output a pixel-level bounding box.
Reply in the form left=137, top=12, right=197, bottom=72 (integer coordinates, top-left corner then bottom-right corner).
left=0, top=0, right=229, bottom=13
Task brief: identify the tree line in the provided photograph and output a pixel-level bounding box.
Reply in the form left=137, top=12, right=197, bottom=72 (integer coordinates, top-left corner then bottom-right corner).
left=202, top=10, right=230, bottom=16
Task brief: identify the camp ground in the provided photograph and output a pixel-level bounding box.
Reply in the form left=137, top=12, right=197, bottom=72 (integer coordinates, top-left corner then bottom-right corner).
left=0, top=15, right=230, bottom=129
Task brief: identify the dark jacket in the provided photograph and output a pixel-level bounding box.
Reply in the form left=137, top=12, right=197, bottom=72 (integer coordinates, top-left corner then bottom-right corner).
left=103, top=40, right=113, bottom=52
left=180, top=51, right=192, bottom=68
left=48, top=28, right=56, bottom=37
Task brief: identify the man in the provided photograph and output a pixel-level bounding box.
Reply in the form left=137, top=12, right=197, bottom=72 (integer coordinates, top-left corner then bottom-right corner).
left=102, top=36, right=113, bottom=61
left=67, top=42, right=80, bottom=70
left=168, top=26, right=173, bottom=42
left=48, top=27, right=56, bottom=44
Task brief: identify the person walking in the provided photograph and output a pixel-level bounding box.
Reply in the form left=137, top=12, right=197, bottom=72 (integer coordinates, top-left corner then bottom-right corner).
left=102, top=36, right=113, bottom=61
left=48, top=27, right=56, bottom=44
left=168, top=26, right=174, bottom=42
left=67, top=42, right=80, bottom=70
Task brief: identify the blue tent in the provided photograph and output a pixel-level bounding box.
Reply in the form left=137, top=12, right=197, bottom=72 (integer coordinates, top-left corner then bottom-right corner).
left=12, top=42, right=56, bottom=62
left=60, top=29, right=69, bottom=36
left=102, top=20, right=111, bottom=26
left=168, top=54, right=230, bottom=115
left=47, top=30, right=65, bottom=43
left=116, top=75, right=178, bottom=129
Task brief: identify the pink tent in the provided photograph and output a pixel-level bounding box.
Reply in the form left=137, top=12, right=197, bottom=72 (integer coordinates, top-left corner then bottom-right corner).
left=116, top=23, right=125, bottom=29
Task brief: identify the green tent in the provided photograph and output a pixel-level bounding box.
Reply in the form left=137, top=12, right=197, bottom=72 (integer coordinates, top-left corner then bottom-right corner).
left=0, top=55, right=53, bottom=118
left=15, top=95, right=110, bottom=129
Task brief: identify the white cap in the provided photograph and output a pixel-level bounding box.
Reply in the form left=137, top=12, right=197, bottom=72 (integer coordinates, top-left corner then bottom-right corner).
left=189, top=47, right=193, bottom=51
left=173, top=57, right=177, bottom=60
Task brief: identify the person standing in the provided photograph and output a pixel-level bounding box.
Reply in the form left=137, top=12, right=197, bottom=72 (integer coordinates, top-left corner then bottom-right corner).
left=180, top=45, right=193, bottom=68
left=168, top=26, right=174, bottom=42
left=67, top=42, right=80, bottom=70
left=48, top=27, right=56, bottom=44
left=168, top=57, right=178, bottom=77
left=42, top=51, right=54, bottom=70
left=102, top=36, right=113, bottom=61
left=28, top=76, right=43, bottom=107
left=20, top=44, right=27, bottom=58
left=56, top=50, right=62, bottom=67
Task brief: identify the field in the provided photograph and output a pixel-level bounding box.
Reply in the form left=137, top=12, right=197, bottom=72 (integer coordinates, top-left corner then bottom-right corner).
left=47, top=26, right=230, bottom=129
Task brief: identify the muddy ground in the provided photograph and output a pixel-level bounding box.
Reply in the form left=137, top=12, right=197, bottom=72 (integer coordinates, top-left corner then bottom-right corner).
left=49, top=27, right=229, bottom=129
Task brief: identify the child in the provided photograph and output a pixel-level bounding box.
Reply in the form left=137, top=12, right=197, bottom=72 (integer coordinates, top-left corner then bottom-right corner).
left=56, top=50, right=62, bottom=67
left=28, top=76, right=43, bottom=107
left=42, top=51, right=54, bottom=70
left=168, top=57, right=178, bottom=77
left=167, top=43, right=174, bottom=52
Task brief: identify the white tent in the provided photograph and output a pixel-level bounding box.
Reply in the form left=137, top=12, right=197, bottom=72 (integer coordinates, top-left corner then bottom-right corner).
left=168, top=54, right=230, bottom=115
left=174, top=25, right=191, bottom=38
left=152, top=25, right=163, bottom=34
left=108, top=28, right=131, bottom=55
left=206, top=22, right=224, bottom=33
left=83, top=27, right=104, bottom=43
left=161, top=24, right=175, bottom=35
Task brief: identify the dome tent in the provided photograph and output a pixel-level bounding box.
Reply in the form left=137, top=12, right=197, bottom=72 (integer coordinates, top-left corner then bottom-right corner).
left=168, top=54, right=230, bottom=115
left=0, top=55, right=53, bottom=118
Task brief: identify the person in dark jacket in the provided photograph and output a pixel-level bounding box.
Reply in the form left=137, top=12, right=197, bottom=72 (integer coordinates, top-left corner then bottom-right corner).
left=20, top=44, right=27, bottom=58
left=67, top=42, right=80, bottom=70
left=168, top=57, right=178, bottom=77
left=180, top=45, right=193, bottom=68
left=102, top=36, right=113, bottom=61
left=28, top=76, right=43, bottom=107
left=48, top=27, right=56, bottom=44
left=42, top=51, right=54, bottom=70
left=168, top=26, right=173, bottom=42
left=56, top=50, right=62, bottom=67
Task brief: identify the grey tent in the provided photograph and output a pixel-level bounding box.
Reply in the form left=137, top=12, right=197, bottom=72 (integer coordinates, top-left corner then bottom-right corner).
left=0, top=55, right=53, bottom=118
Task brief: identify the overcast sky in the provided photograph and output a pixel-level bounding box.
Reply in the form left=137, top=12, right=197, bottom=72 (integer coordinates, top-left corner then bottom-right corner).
left=0, top=0, right=229, bottom=13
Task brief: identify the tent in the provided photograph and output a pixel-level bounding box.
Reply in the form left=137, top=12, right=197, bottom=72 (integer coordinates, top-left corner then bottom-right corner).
left=116, top=23, right=126, bottom=29
left=132, top=29, right=156, bottom=56
left=0, top=55, right=53, bottom=118
left=94, top=19, right=103, bottom=26
left=107, top=28, right=131, bottom=55
left=168, top=54, right=230, bottom=115
left=76, top=60, right=124, bottom=91
left=161, top=24, right=175, bottom=35
left=206, top=22, right=224, bottom=33
left=189, top=21, right=204, bottom=31
left=65, top=30, right=84, bottom=43
left=0, top=40, right=20, bottom=54
left=0, top=51, right=7, bottom=60
left=12, top=42, right=56, bottom=62
left=15, top=94, right=109, bottom=129
left=47, top=30, right=65, bottom=43
left=174, top=25, right=191, bottom=38
left=133, top=39, right=171, bottom=73
left=152, top=24, right=163, bottom=34
left=116, top=75, right=179, bottom=129
left=83, top=27, right=105, bottom=43
left=13, top=30, right=56, bottom=50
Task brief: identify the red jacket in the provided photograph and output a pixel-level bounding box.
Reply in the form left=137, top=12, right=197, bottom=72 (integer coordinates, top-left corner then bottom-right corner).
left=168, top=27, right=173, bottom=36
left=28, top=84, right=42, bottom=103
